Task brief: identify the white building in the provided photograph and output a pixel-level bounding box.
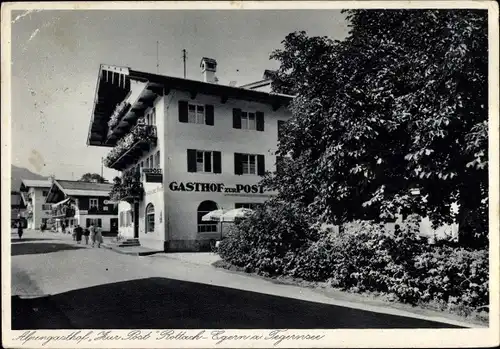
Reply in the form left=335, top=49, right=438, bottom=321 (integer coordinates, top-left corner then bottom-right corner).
left=87, top=58, right=293, bottom=251
left=19, top=179, right=52, bottom=230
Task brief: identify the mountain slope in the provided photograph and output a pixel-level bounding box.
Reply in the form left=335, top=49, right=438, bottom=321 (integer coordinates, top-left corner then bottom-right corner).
left=11, top=165, right=47, bottom=192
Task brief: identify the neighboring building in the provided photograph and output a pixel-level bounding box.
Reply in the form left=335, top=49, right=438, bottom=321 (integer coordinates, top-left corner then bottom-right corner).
left=44, top=180, right=119, bottom=234
left=11, top=191, right=26, bottom=227
left=19, top=179, right=52, bottom=229
left=86, top=59, right=293, bottom=251
left=239, top=70, right=275, bottom=92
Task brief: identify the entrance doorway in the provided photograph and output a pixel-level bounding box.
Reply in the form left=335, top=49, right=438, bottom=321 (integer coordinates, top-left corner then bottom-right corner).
left=110, top=218, right=118, bottom=235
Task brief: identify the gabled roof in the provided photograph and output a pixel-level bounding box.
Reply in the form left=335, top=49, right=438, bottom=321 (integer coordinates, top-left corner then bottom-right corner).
left=20, top=179, right=51, bottom=189
left=45, top=179, right=113, bottom=203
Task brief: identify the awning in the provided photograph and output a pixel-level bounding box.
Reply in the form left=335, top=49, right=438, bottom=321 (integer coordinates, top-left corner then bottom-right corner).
left=52, top=198, right=70, bottom=208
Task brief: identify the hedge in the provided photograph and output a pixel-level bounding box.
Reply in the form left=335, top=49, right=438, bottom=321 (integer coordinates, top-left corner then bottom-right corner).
left=218, top=203, right=489, bottom=313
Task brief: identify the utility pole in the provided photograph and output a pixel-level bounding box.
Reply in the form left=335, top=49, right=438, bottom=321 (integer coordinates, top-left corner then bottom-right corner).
left=101, top=157, right=103, bottom=178
left=156, top=41, right=159, bottom=74
left=182, top=49, right=187, bottom=78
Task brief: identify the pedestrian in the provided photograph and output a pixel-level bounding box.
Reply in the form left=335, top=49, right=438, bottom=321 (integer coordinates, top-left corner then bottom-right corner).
left=74, top=225, right=83, bottom=244
left=94, top=225, right=103, bottom=248
left=89, top=223, right=96, bottom=247
left=83, top=226, right=90, bottom=245
left=17, top=220, right=24, bottom=240
left=61, top=222, right=66, bottom=235
left=72, top=225, right=77, bottom=241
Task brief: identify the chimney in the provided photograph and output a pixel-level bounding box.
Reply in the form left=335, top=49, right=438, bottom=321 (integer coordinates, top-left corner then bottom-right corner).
left=200, top=57, right=217, bottom=83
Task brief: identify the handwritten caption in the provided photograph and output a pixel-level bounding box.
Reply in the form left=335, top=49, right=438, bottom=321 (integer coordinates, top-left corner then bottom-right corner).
left=14, top=329, right=325, bottom=346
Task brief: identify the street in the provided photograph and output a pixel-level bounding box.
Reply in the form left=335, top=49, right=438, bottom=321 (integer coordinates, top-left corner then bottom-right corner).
left=11, top=230, right=463, bottom=329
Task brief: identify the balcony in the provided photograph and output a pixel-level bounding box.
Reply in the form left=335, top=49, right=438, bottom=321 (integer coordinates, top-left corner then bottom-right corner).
left=104, top=124, right=157, bottom=171
left=109, top=171, right=144, bottom=203
left=107, top=101, right=132, bottom=137
left=51, top=206, right=75, bottom=218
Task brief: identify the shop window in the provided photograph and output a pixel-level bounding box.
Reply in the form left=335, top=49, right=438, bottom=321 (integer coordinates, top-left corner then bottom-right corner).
left=178, top=101, right=214, bottom=126
left=187, top=149, right=222, bottom=173
left=233, top=108, right=264, bottom=131
left=86, top=218, right=101, bottom=228
left=197, top=200, right=218, bottom=233
left=146, top=203, right=155, bottom=233
left=234, top=153, right=265, bottom=175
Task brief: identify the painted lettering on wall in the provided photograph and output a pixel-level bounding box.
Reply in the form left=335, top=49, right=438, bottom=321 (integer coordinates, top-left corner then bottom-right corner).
left=168, top=182, right=266, bottom=194
left=146, top=186, right=164, bottom=196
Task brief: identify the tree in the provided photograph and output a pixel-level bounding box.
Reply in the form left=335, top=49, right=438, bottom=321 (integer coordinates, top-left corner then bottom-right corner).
left=266, top=10, right=488, bottom=247
left=80, top=173, right=108, bottom=183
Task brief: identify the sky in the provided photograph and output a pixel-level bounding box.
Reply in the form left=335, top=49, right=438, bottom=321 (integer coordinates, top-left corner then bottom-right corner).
left=11, top=9, right=349, bottom=181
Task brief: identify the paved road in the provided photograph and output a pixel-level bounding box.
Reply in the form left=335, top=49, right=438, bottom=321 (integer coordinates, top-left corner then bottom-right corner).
left=11, top=230, right=463, bottom=329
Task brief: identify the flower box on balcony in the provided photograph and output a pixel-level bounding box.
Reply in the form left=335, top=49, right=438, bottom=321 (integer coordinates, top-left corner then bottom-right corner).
left=104, top=124, right=157, bottom=170
left=107, top=101, right=132, bottom=133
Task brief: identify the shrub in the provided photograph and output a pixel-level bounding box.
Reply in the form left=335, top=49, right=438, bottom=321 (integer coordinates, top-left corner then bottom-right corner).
left=219, top=206, right=489, bottom=313
left=218, top=198, right=314, bottom=276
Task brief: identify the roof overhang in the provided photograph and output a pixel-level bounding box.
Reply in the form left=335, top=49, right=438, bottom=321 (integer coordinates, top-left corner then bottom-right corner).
left=87, top=64, right=132, bottom=147
left=45, top=181, right=66, bottom=204
left=87, top=65, right=294, bottom=148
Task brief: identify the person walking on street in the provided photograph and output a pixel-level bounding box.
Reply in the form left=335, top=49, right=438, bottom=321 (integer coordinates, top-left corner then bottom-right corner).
left=83, top=226, right=90, bottom=245
left=89, top=223, right=96, bottom=247
left=94, top=225, right=104, bottom=248
left=74, top=224, right=83, bottom=244
left=17, top=220, right=24, bottom=240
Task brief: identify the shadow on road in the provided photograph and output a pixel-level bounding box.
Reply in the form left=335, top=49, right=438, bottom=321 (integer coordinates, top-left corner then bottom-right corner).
left=11, top=238, right=57, bottom=243
left=11, top=242, right=85, bottom=256
left=11, top=277, right=461, bottom=330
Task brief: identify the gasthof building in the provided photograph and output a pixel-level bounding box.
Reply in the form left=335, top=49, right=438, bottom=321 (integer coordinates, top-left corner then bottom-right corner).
left=86, top=58, right=293, bottom=251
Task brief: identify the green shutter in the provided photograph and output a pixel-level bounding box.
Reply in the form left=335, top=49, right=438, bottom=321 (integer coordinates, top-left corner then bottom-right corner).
left=256, top=111, right=264, bottom=131
left=179, top=100, right=188, bottom=123
left=213, top=151, right=222, bottom=174
left=204, top=152, right=212, bottom=172
left=187, top=149, right=197, bottom=172
left=205, top=105, right=214, bottom=126
left=234, top=153, right=243, bottom=175
left=257, top=155, right=265, bottom=176
left=233, top=108, right=242, bottom=129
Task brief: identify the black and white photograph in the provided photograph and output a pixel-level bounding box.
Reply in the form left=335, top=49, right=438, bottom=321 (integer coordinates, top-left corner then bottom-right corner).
left=2, top=1, right=499, bottom=348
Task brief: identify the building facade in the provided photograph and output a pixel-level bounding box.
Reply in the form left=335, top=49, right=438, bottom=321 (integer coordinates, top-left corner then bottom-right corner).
left=87, top=59, right=293, bottom=251
left=45, top=180, right=119, bottom=234
left=19, top=179, right=52, bottom=230
left=11, top=191, right=26, bottom=227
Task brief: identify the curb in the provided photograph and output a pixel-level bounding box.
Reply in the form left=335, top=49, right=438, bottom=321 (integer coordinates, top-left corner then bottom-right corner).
left=101, top=244, right=163, bottom=256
